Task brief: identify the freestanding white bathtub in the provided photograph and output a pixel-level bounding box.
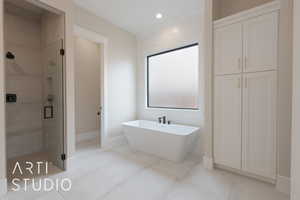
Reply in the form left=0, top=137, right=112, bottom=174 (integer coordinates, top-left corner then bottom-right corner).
left=122, top=120, right=200, bottom=162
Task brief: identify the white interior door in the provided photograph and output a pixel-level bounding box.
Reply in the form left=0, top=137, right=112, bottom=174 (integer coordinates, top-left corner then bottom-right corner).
left=243, top=12, right=278, bottom=73
left=242, top=71, right=277, bottom=179
left=214, top=23, right=243, bottom=75
left=214, top=74, right=242, bottom=169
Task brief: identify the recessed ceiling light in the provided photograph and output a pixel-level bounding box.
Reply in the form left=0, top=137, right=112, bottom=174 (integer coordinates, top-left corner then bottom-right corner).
left=156, top=13, right=163, bottom=19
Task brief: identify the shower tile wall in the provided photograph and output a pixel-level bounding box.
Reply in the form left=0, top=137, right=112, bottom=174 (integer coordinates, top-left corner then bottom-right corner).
left=5, top=12, right=44, bottom=158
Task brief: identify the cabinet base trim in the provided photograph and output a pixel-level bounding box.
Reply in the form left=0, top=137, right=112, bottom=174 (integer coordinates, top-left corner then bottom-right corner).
left=276, top=175, right=290, bottom=195
left=215, top=164, right=276, bottom=184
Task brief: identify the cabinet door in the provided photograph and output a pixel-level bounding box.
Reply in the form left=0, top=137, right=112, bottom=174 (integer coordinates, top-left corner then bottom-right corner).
left=243, top=12, right=278, bottom=72
left=242, top=71, right=277, bottom=179
left=214, top=23, right=243, bottom=75
left=214, top=74, right=242, bottom=169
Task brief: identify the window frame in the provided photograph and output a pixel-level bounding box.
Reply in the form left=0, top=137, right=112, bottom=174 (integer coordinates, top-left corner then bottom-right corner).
left=146, top=43, right=199, bottom=110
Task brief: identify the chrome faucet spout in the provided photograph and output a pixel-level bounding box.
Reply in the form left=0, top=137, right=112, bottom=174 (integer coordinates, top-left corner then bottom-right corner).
left=162, top=116, right=166, bottom=124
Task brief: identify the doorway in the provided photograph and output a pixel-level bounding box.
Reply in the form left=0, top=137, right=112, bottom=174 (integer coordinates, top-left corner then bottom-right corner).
left=4, top=0, right=66, bottom=188
left=74, top=26, right=107, bottom=152
left=75, top=36, right=101, bottom=150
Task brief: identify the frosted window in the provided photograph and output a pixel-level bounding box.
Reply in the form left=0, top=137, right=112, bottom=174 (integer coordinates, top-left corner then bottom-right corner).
left=147, top=44, right=199, bottom=109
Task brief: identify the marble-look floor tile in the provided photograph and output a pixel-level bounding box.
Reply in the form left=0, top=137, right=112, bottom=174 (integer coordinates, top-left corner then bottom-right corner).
left=1, top=185, right=52, bottom=200
left=182, top=164, right=234, bottom=199
left=1, top=143, right=289, bottom=200
left=59, top=153, right=146, bottom=200
left=228, top=174, right=289, bottom=200
left=101, top=168, right=176, bottom=200
left=35, top=191, right=64, bottom=200
left=112, top=145, right=161, bottom=166
left=152, top=155, right=200, bottom=180
left=164, top=182, right=220, bottom=200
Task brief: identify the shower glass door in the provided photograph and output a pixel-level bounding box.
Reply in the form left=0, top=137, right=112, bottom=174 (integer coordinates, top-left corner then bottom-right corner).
left=44, top=39, right=65, bottom=169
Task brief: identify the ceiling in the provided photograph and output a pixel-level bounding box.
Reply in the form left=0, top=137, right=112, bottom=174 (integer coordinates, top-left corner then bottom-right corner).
left=73, top=0, right=201, bottom=38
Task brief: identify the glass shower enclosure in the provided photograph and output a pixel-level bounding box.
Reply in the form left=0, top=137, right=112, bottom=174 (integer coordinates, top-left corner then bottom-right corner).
left=43, top=39, right=65, bottom=169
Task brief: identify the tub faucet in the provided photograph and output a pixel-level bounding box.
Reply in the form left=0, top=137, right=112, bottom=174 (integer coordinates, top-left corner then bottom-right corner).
left=162, top=116, right=166, bottom=124
left=158, top=117, right=162, bottom=123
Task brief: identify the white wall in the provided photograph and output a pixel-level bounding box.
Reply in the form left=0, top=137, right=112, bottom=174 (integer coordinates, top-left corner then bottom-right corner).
left=74, top=6, right=137, bottom=143
left=277, top=0, right=293, bottom=179
left=291, top=0, right=300, bottom=199
left=75, top=36, right=101, bottom=135
left=199, top=0, right=214, bottom=164
left=136, top=16, right=203, bottom=155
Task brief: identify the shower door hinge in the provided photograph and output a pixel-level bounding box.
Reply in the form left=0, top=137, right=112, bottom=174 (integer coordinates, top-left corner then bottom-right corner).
left=61, top=154, right=66, bottom=161
left=60, top=49, right=65, bottom=56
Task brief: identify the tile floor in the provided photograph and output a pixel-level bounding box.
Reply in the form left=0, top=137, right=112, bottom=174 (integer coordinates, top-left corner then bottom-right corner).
left=1, top=140, right=290, bottom=200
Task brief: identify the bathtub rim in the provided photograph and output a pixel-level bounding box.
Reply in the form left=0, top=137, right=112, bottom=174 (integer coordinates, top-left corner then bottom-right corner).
left=122, top=120, right=200, bottom=137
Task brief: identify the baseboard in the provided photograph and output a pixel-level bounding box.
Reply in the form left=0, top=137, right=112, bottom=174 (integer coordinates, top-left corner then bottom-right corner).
left=0, top=178, right=7, bottom=197
left=76, top=130, right=99, bottom=143
left=103, top=135, right=127, bottom=150
left=276, top=175, right=290, bottom=195
left=203, top=155, right=214, bottom=170
left=215, top=163, right=276, bottom=184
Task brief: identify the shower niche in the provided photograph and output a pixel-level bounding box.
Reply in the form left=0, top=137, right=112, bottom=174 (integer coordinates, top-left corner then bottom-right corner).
left=4, top=0, right=65, bottom=183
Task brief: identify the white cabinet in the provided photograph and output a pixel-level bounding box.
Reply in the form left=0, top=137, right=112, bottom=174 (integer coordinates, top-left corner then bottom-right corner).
left=214, top=23, right=243, bottom=75
left=214, top=12, right=278, bottom=75
left=214, top=75, right=242, bottom=169
left=213, top=4, right=279, bottom=180
left=242, top=71, right=277, bottom=178
left=244, top=12, right=278, bottom=72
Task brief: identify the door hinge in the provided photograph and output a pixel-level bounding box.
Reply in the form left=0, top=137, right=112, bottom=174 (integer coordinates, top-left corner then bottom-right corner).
left=60, top=49, right=65, bottom=56
left=61, top=154, right=66, bottom=161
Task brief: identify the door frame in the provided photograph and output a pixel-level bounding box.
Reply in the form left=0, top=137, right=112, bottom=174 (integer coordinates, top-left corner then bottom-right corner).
left=74, top=25, right=108, bottom=148
left=291, top=0, right=300, bottom=199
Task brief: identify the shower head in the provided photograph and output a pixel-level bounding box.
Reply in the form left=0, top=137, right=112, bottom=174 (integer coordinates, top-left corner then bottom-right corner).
left=6, top=51, right=15, bottom=60
left=5, top=51, right=25, bottom=75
